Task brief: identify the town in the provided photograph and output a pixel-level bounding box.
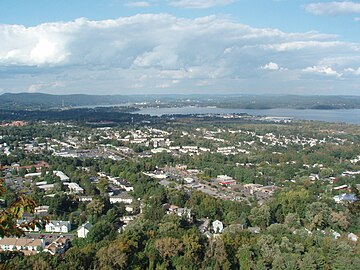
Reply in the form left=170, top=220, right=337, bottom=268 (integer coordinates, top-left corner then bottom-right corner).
left=0, top=115, right=359, bottom=269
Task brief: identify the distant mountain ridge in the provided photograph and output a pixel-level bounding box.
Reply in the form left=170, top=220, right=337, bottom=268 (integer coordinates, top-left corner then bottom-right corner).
left=0, top=93, right=130, bottom=109
left=1, top=92, right=360, bottom=110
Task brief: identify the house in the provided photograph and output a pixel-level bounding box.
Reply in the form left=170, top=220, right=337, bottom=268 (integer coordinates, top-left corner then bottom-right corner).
left=25, top=172, right=42, bottom=178
left=163, top=204, right=179, bottom=214
left=0, top=237, right=45, bottom=255
left=248, top=226, right=261, bottom=234
left=78, top=196, right=93, bottom=202
left=77, top=223, right=92, bottom=238
left=163, top=204, right=193, bottom=222
left=199, top=218, right=210, bottom=233
left=34, top=205, right=50, bottom=215
left=212, top=220, right=224, bottom=233
left=16, top=219, right=40, bottom=232
left=176, top=207, right=193, bottom=222
left=332, top=231, right=341, bottom=239
left=64, top=182, right=84, bottom=194
left=37, top=184, right=55, bottom=191
left=120, top=216, right=136, bottom=225
left=45, top=220, right=71, bottom=233
left=333, top=185, right=348, bottom=191
left=348, top=233, right=358, bottom=242
left=125, top=206, right=134, bottom=213
left=44, top=236, right=70, bottom=255
left=184, top=177, right=194, bottom=184
left=309, top=174, right=320, bottom=181
left=109, top=193, right=134, bottom=204
left=333, top=193, right=357, bottom=203
left=115, top=179, right=134, bottom=191
left=219, top=180, right=237, bottom=186
left=53, top=171, right=70, bottom=181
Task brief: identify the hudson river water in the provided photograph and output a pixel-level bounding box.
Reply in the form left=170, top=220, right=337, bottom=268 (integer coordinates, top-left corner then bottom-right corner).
left=134, top=107, right=360, bottom=125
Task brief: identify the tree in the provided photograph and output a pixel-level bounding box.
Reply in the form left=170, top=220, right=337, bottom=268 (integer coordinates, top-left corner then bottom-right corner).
left=155, top=237, right=183, bottom=260
left=86, top=221, right=115, bottom=243
left=96, top=239, right=134, bottom=270
left=86, top=199, right=105, bottom=221
left=236, top=245, right=253, bottom=270
left=249, top=205, right=271, bottom=228
left=284, top=213, right=301, bottom=231
left=331, top=211, right=349, bottom=231
left=0, top=179, right=45, bottom=237
left=306, top=202, right=332, bottom=230
left=181, top=230, right=204, bottom=267
left=96, top=178, right=109, bottom=194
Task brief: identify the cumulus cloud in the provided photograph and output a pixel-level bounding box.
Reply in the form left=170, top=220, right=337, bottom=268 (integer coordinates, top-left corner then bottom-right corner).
left=169, top=0, right=234, bottom=9
left=302, top=65, right=342, bottom=77
left=0, top=14, right=359, bottom=94
left=305, top=1, right=360, bottom=15
left=260, top=62, right=286, bottom=71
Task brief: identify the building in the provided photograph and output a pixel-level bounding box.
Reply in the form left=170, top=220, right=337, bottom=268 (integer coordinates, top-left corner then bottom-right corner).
left=0, top=238, right=45, bottom=255
left=44, top=236, right=71, bottom=255
left=45, top=220, right=71, bottom=233
left=176, top=207, right=193, bottom=222
left=109, top=193, right=134, bottom=204
left=77, top=223, right=92, bottom=238
left=53, top=171, right=70, bottom=182
left=78, top=196, right=93, bottom=202
left=212, top=220, right=224, bottom=233
left=248, top=227, right=261, bottom=234
left=34, top=205, right=50, bottom=215
left=333, top=193, right=357, bottom=203
left=348, top=233, right=358, bottom=242
left=16, top=219, right=40, bottom=232
left=64, top=182, right=84, bottom=194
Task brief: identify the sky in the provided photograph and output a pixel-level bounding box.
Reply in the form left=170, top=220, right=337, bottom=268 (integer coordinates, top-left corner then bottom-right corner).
left=0, top=0, right=360, bottom=95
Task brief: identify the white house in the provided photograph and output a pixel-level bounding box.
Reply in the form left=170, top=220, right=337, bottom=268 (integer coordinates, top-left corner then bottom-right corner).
left=45, top=220, right=71, bottom=233
left=212, top=220, right=224, bottom=233
left=77, top=223, right=92, bottom=238
left=78, top=196, right=93, bottom=202
left=0, top=238, right=45, bottom=255
left=53, top=171, right=70, bottom=181
left=176, top=208, right=193, bottom=222
left=34, top=205, right=50, bottom=215
left=64, top=182, right=84, bottom=194
left=109, top=193, right=134, bottom=204
left=348, top=233, right=358, bottom=242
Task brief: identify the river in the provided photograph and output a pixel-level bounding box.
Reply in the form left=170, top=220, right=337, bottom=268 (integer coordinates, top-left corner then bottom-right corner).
left=133, top=106, right=360, bottom=125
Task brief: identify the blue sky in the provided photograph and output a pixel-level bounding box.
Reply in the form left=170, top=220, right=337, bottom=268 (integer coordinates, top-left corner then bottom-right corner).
left=1, top=0, right=360, bottom=95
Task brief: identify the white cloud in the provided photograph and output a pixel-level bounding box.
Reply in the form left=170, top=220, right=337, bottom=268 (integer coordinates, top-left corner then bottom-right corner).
left=27, top=81, right=66, bottom=93
left=260, top=62, right=286, bottom=71
left=0, top=14, right=359, bottom=94
left=169, top=0, right=234, bottom=9
left=305, top=1, right=360, bottom=15
left=355, top=17, right=360, bottom=21
left=302, top=65, right=342, bottom=77
left=125, top=1, right=151, bottom=8
left=345, top=67, right=360, bottom=75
